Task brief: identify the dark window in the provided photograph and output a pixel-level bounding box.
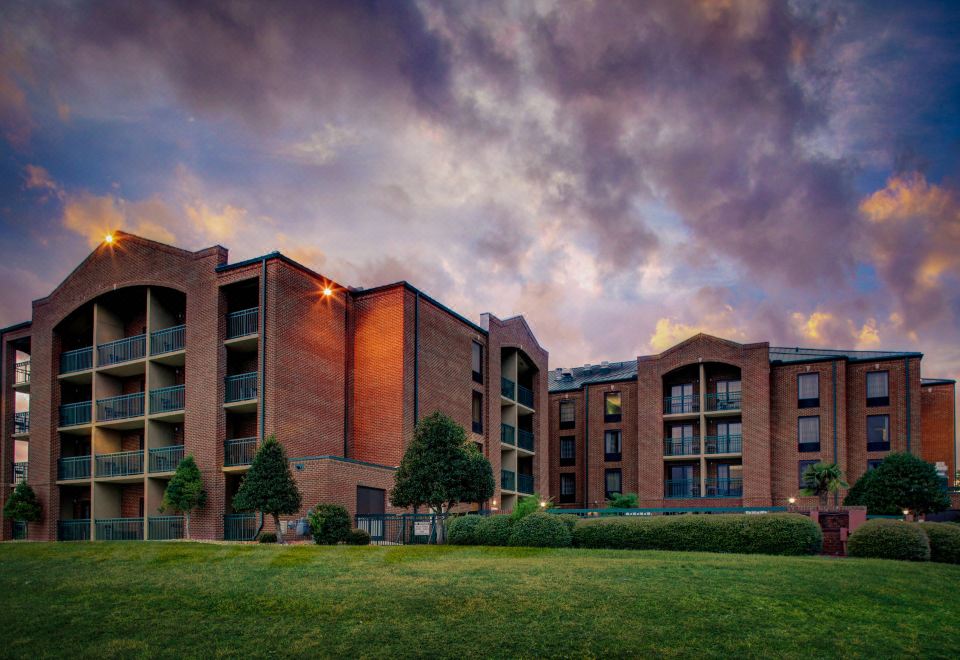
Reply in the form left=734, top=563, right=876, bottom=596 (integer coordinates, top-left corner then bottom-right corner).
left=559, top=436, right=575, bottom=466
left=668, top=383, right=695, bottom=414
left=866, top=371, right=889, bottom=407
left=604, top=430, right=622, bottom=462
left=867, top=459, right=884, bottom=471
left=867, top=414, right=890, bottom=451
left=357, top=486, right=386, bottom=515
left=471, top=392, right=483, bottom=434
left=559, top=474, right=576, bottom=503
left=559, top=400, right=575, bottom=430
left=798, top=373, right=819, bottom=408
left=798, top=416, right=820, bottom=452
left=604, top=469, right=622, bottom=498
left=138, top=497, right=144, bottom=518
left=798, top=460, right=818, bottom=488
left=604, top=392, right=622, bottom=423
left=471, top=341, right=483, bottom=384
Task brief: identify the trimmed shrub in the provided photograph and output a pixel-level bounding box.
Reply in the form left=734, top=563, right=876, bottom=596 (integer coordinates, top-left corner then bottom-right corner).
left=508, top=512, right=572, bottom=548
left=258, top=532, right=277, bottom=544
left=572, top=513, right=822, bottom=556
left=555, top=514, right=579, bottom=534
left=309, top=504, right=351, bottom=545
left=447, top=515, right=485, bottom=545
left=510, top=494, right=543, bottom=521
left=346, top=528, right=371, bottom=546
left=847, top=519, right=930, bottom=561
left=475, top=514, right=514, bottom=546
left=919, top=522, right=960, bottom=564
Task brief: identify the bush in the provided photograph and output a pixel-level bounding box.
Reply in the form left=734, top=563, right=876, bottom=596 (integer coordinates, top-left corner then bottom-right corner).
left=606, top=493, right=639, bottom=509
left=844, top=453, right=949, bottom=515
left=555, top=514, right=578, bottom=534
left=847, top=519, right=930, bottom=561
left=919, top=522, right=960, bottom=564
left=508, top=512, right=572, bottom=548
left=475, top=514, right=514, bottom=546
left=258, top=532, right=277, bottom=544
left=447, top=515, right=485, bottom=545
left=345, top=528, right=371, bottom=546
left=309, top=504, right=351, bottom=545
left=572, top=513, right=822, bottom=556
left=510, top=494, right=544, bottom=521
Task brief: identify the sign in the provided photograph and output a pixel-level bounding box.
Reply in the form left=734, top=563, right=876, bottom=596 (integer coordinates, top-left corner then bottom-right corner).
left=414, top=521, right=432, bottom=536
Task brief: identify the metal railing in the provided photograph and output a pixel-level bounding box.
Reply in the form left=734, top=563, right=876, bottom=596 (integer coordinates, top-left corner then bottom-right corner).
left=664, top=479, right=700, bottom=498
left=149, top=516, right=185, bottom=540
left=517, top=429, right=535, bottom=451
left=704, top=434, right=743, bottom=454
left=705, top=477, right=743, bottom=497
left=58, top=519, right=91, bottom=541
left=13, top=461, right=27, bottom=485
left=550, top=506, right=787, bottom=518
left=150, top=385, right=185, bottom=414
left=12, top=520, right=27, bottom=540
left=60, top=347, right=93, bottom=374
left=227, top=308, right=259, bottom=339
left=97, top=392, right=144, bottom=421
left=500, top=423, right=515, bottom=446
left=357, top=513, right=457, bottom=546
left=97, top=334, right=146, bottom=366
left=59, top=401, right=92, bottom=427
left=149, top=445, right=185, bottom=473
left=224, top=513, right=258, bottom=540
left=14, top=360, right=30, bottom=384
left=95, top=450, right=144, bottom=477
left=150, top=324, right=185, bottom=355
left=664, top=395, right=698, bottom=414
left=706, top=390, right=742, bottom=412
left=517, top=384, right=534, bottom=408
left=664, top=436, right=699, bottom=456
left=225, top=373, right=257, bottom=403
left=58, top=456, right=91, bottom=480
left=501, top=377, right=515, bottom=400
left=225, top=437, right=257, bottom=466
left=501, top=469, right=516, bottom=491
left=96, top=518, right=143, bottom=541
left=517, top=473, right=534, bottom=494
left=14, top=411, right=29, bottom=434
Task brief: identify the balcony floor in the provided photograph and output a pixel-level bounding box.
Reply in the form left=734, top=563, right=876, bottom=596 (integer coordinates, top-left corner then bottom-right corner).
left=96, top=358, right=147, bottom=378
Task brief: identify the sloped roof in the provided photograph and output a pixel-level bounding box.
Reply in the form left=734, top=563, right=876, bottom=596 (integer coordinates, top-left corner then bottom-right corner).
left=549, top=360, right=638, bottom=393
left=768, top=347, right=922, bottom=364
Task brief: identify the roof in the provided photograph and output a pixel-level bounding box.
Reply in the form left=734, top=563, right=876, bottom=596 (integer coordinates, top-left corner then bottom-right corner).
left=769, top=347, right=923, bottom=365
left=921, top=378, right=956, bottom=386
left=549, top=360, right=638, bottom=393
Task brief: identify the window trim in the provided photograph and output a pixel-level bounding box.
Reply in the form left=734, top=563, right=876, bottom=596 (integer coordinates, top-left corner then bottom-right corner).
left=866, top=370, right=889, bottom=407
left=866, top=413, right=891, bottom=452
left=604, top=468, right=623, bottom=499
left=604, top=391, right=622, bottom=424
left=559, top=436, right=576, bottom=467
left=559, top=400, right=575, bottom=430
left=797, top=372, right=820, bottom=408
left=797, top=415, right=821, bottom=453
left=604, top=429, right=622, bottom=462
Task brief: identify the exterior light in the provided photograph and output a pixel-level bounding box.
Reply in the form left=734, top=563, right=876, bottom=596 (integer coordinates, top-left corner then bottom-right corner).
left=903, top=509, right=910, bottom=516
left=539, top=500, right=547, bottom=508
left=104, top=234, right=114, bottom=244
left=788, top=497, right=796, bottom=505
left=322, top=287, right=333, bottom=297
left=491, top=499, right=497, bottom=506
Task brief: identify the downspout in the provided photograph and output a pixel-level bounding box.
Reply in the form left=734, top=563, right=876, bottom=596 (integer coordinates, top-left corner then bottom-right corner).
left=343, top=295, right=351, bottom=458
left=255, top=255, right=268, bottom=537
left=904, top=357, right=911, bottom=453
left=583, top=385, right=589, bottom=508
left=413, top=291, right=420, bottom=424
left=832, top=361, right=838, bottom=506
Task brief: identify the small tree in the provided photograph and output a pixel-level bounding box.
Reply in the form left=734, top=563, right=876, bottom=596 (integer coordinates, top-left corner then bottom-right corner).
left=511, top=493, right=551, bottom=521
left=3, top=482, right=42, bottom=533
left=232, top=436, right=302, bottom=543
left=607, top=493, right=639, bottom=509
left=845, top=453, right=950, bottom=515
left=800, top=462, right=848, bottom=509
left=160, top=455, right=206, bottom=539
left=390, top=412, right=495, bottom=543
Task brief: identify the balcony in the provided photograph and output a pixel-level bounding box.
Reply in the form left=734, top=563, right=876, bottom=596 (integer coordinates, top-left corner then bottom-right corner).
left=13, top=461, right=27, bottom=485
left=14, top=359, right=30, bottom=386
left=97, top=334, right=147, bottom=367
left=224, top=513, right=257, bottom=541
left=706, top=391, right=741, bottom=412
left=149, top=515, right=185, bottom=540
left=58, top=519, right=91, bottom=541
left=58, top=456, right=91, bottom=480
left=665, top=479, right=700, bottom=498
left=500, top=423, right=515, bottom=446
left=501, top=469, right=516, bottom=491
left=59, top=401, right=92, bottom=427
left=150, top=324, right=185, bottom=355
left=225, top=373, right=257, bottom=404
left=224, top=437, right=257, bottom=467
left=664, top=395, right=698, bottom=415
left=95, top=450, right=144, bottom=478
left=226, top=308, right=259, bottom=339
left=501, top=377, right=515, bottom=400
left=705, top=477, right=743, bottom=498
left=517, top=473, right=534, bottom=494
left=704, top=435, right=742, bottom=454
left=664, top=436, right=699, bottom=457
left=149, top=445, right=185, bottom=473
left=517, top=384, right=534, bottom=409
left=60, top=347, right=93, bottom=374
left=96, top=392, right=145, bottom=422
left=13, top=411, right=29, bottom=434
left=150, top=385, right=185, bottom=415
left=95, top=517, right=143, bottom=540
left=517, top=429, right=535, bottom=452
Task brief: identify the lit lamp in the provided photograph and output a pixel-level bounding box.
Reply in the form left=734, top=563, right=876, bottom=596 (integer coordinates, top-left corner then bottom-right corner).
left=104, top=233, right=114, bottom=244
left=322, top=287, right=333, bottom=297
left=788, top=497, right=796, bottom=506
left=903, top=509, right=910, bottom=520
left=539, top=500, right=547, bottom=508
left=491, top=499, right=498, bottom=512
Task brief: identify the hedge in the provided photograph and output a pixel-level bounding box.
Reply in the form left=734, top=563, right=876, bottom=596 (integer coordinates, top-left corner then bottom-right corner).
left=258, top=532, right=277, bottom=544
left=475, top=514, right=514, bottom=546
left=555, top=514, right=578, bottom=534
left=847, top=519, right=930, bottom=561
left=572, top=513, right=822, bottom=556
left=919, top=522, right=960, bottom=564
left=508, top=512, right=572, bottom=548
left=345, top=528, right=371, bottom=546
left=309, top=504, right=351, bottom=545
left=447, top=515, right=485, bottom=545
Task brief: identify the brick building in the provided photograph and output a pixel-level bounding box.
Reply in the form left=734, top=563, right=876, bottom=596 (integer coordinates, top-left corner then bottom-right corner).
left=1, top=233, right=548, bottom=541
left=549, top=334, right=957, bottom=509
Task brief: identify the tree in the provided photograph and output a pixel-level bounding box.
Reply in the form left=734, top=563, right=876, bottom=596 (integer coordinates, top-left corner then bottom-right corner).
left=607, top=493, right=639, bottom=509
left=800, top=462, right=848, bottom=509
left=844, top=453, right=950, bottom=515
left=160, top=455, right=206, bottom=539
left=390, top=412, right=495, bottom=543
left=3, top=482, right=42, bottom=532
left=232, top=436, right=302, bottom=543
left=511, top=493, right=551, bottom=521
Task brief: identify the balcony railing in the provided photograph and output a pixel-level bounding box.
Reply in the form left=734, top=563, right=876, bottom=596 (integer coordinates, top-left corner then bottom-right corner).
left=665, top=479, right=700, bottom=498
left=704, top=434, right=743, bottom=454
left=227, top=308, right=259, bottom=339
left=500, top=423, right=515, bottom=446
left=149, top=515, right=185, bottom=540
left=517, top=473, right=534, bottom=494
left=150, top=385, right=185, bottom=414
left=97, top=392, right=145, bottom=421
left=59, top=401, right=92, bottom=427
left=517, top=384, right=534, bottom=409
left=225, top=373, right=257, bottom=403
left=95, top=450, right=144, bottom=478
left=13, top=462, right=27, bottom=485
left=96, top=517, right=143, bottom=541
left=501, top=469, right=516, bottom=491
left=224, top=513, right=258, bottom=541
left=60, top=347, right=93, bottom=374
left=706, top=390, right=741, bottom=412
left=58, top=519, right=91, bottom=541
left=97, top=334, right=147, bottom=367
left=150, top=324, right=185, bottom=355
left=225, top=437, right=257, bottom=466
left=14, top=360, right=30, bottom=385
left=14, top=411, right=29, bottom=434
left=501, top=377, right=515, bottom=400
left=58, top=456, right=91, bottom=480
left=149, top=445, right=185, bottom=473
left=705, top=477, right=743, bottom=497
left=517, top=429, right=535, bottom=452
left=663, top=436, right=699, bottom=456
left=664, top=395, right=698, bottom=415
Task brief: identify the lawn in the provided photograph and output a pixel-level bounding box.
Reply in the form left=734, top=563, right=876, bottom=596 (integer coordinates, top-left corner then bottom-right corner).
left=1, top=543, right=958, bottom=658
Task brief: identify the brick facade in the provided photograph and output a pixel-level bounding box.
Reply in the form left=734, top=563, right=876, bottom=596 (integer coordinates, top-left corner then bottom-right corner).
left=921, top=381, right=956, bottom=484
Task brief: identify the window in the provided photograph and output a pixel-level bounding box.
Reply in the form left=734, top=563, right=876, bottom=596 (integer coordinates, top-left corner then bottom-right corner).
left=867, top=459, right=884, bottom=471
left=866, top=371, right=889, bottom=407
left=798, top=416, right=820, bottom=452
left=471, top=341, right=483, bottom=384
left=604, top=469, right=622, bottom=498
left=669, top=383, right=695, bottom=414
left=559, top=400, right=575, bottom=430
left=471, top=392, right=483, bottom=434
left=559, top=436, right=576, bottom=466
left=798, top=373, right=819, bottom=408
left=867, top=414, right=890, bottom=451
left=604, top=392, right=622, bottom=423
left=560, top=474, right=576, bottom=503
left=798, top=460, right=818, bottom=488
left=715, top=380, right=741, bottom=410
left=604, top=430, right=622, bottom=462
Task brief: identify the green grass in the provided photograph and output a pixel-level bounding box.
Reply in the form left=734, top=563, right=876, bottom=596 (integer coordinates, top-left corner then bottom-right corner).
left=1, top=543, right=959, bottom=658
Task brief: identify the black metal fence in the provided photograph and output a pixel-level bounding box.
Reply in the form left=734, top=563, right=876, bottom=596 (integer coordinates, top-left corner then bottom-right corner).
left=355, top=513, right=495, bottom=545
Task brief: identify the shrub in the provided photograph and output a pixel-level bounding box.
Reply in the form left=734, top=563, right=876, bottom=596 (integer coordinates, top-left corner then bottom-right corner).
left=919, top=522, right=960, bottom=564
left=345, top=528, right=371, bottom=546
left=606, top=493, right=639, bottom=509
left=555, top=514, right=579, bottom=533
left=447, top=515, right=485, bottom=545
left=572, top=513, right=822, bottom=556
left=510, top=494, right=546, bottom=521
left=309, top=504, right=351, bottom=545
left=475, top=514, right=514, bottom=546
left=847, top=519, right=930, bottom=561
left=258, top=532, right=277, bottom=544
left=508, top=512, right=572, bottom=548
left=844, top=453, right=949, bottom=515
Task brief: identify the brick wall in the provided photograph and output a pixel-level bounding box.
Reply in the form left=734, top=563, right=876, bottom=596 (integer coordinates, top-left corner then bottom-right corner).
left=921, top=381, right=956, bottom=483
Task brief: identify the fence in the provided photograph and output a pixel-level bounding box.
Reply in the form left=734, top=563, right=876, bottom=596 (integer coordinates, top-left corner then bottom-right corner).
left=356, top=513, right=466, bottom=546
left=549, top=506, right=788, bottom=518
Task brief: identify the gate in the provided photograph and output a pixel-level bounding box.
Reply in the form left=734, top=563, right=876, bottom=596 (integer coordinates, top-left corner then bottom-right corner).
left=355, top=513, right=451, bottom=546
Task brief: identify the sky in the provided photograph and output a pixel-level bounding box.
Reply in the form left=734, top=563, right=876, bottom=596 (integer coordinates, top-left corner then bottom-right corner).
left=1, top=0, right=959, bottom=378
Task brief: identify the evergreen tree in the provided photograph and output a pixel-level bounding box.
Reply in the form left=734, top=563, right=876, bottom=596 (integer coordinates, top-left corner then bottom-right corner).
left=3, top=482, right=42, bottom=534
left=845, top=453, right=950, bottom=515
left=232, top=436, right=302, bottom=543
left=160, top=455, right=207, bottom=539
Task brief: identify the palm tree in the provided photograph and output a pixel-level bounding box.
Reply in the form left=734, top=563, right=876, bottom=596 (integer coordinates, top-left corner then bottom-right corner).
left=800, top=462, right=849, bottom=509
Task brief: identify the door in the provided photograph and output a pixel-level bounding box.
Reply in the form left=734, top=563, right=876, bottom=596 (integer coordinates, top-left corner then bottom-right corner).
left=671, top=383, right=694, bottom=413
left=668, top=465, right=695, bottom=497
left=357, top=486, right=386, bottom=540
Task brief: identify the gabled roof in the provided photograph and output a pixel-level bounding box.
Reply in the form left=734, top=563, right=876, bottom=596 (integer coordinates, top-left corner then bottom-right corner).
left=549, top=360, right=638, bottom=393
left=769, top=347, right=922, bottom=365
